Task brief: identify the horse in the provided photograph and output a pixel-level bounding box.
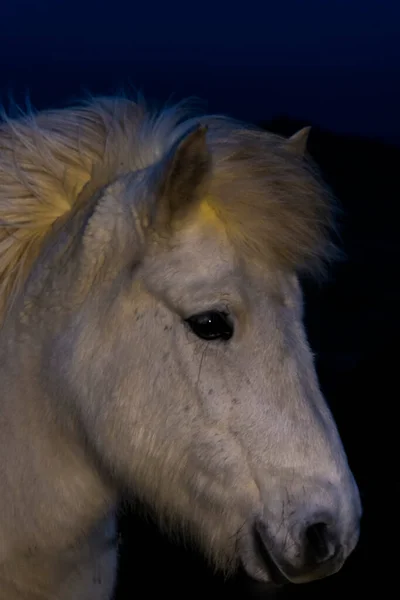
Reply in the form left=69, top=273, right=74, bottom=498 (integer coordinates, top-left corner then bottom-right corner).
left=0, top=95, right=361, bottom=599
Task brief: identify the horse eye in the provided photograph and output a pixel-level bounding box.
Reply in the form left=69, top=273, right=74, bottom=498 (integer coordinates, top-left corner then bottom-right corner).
left=185, top=311, right=233, bottom=341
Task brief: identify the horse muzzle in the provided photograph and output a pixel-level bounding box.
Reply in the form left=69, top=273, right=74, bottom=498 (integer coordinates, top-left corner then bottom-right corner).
left=238, top=477, right=361, bottom=585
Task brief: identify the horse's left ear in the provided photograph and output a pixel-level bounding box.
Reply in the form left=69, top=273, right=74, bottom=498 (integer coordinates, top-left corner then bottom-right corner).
left=284, top=126, right=311, bottom=157
left=153, top=123, right=212, bottom=227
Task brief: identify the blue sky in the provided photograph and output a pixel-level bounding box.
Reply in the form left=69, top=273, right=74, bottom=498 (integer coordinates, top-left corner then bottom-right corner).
left=1, top=0, right=399, bottom=143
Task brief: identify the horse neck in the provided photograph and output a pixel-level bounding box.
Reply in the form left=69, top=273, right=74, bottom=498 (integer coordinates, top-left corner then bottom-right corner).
left=0, top=332, right=116, bottom=564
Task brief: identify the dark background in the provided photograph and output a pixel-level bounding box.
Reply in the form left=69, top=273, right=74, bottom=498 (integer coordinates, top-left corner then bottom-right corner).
left=1, top=1, right=398, bottom=597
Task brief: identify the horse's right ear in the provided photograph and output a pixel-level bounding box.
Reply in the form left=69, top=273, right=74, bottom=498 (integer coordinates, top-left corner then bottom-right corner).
left=152, top=124, right=212, bottom=228
left=284, top=126, right=311, bottom=157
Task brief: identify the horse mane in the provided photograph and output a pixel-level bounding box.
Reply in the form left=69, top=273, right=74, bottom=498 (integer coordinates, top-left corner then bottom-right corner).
left=0, top=95, right=197, bottom=320
left=0, top=94, right=337, bottom=322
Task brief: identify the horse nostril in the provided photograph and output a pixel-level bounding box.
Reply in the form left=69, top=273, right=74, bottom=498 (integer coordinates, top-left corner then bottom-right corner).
left=304, top=522, right=337, bottom=565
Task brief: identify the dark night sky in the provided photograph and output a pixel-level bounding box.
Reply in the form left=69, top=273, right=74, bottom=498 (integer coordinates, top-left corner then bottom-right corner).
left=1, top=0, right=400, bottom=144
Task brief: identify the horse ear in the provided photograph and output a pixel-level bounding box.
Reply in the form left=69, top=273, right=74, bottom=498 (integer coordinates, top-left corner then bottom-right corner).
left=154, top=123, right=212, bottom=226
left=284, top=126, right=311, bottom=157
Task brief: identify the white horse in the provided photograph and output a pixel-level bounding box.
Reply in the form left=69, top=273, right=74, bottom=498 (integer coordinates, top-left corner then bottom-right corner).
left=0, top=96, right=361, bottom=599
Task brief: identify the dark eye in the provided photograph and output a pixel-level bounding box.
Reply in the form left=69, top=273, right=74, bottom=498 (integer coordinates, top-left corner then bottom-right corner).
left=185, top=311, right=233, bottom=341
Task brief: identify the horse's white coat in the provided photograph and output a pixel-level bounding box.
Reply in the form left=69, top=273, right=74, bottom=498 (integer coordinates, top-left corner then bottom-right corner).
left=0, top=96, right=361, bottom=598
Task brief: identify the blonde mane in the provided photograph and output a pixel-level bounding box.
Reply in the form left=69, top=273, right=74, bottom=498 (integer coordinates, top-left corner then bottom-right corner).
left=0, top=96, right=196, bottom=320
left=0, top=95, right=336, bottom=322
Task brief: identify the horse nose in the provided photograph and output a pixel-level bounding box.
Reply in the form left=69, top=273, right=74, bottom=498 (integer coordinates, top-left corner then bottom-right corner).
left=303, top=521, right=338, bottom=565
left=255, top=509, right=358, bottom=584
